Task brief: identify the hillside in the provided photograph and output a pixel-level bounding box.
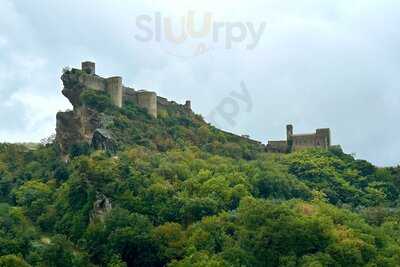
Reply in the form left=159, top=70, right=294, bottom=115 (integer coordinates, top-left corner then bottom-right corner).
left=1, top=72, right=400, bottom=266
left=56, top=67, right=265, bottom=160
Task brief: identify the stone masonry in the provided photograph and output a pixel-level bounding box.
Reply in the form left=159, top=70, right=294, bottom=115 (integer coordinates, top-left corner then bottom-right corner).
left=58, top=61, right=335, bottom=156
left=56, top=61, right=193, bottom=156
left=78, top=61, right=159, bottom=117
left=266, top=124, right=331, bottom=153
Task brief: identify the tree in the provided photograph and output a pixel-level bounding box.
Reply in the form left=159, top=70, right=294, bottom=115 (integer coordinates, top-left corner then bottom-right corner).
left=14, top=180, right=53, bottom=221
left=38, top=235, right=90, bottom=267
left=0, top=255, right=31, bottom=267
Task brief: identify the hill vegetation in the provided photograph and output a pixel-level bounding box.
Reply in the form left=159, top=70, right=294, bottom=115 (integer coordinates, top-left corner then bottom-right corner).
left=1, top=90, right=400, bottom=266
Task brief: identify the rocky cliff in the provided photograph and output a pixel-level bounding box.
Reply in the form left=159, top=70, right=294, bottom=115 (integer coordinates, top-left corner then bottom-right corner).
left=56, top=69, right=116, bottom=156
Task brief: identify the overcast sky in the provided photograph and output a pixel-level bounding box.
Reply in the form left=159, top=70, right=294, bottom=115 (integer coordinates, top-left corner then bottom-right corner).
left=0, top=0, right=399, bottom=166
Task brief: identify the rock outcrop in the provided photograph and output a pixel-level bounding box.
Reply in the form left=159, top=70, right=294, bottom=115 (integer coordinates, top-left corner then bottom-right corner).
left=56, top=69, right=116, bottom=156
left=92, top=129, right=117, bottom=153
left=61, top=69, right=85, bottom=108
left=90, top=192, right=112, bottom=223
left=56, top=110, right=82, bottom=154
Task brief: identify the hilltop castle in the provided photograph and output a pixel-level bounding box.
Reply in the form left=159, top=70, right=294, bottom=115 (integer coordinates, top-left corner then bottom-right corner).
left=72, top=61, right=192, bottom=118
left=266, top=124, right=331, bottom=153
left=56, top=61, right=192, bottom=155
left=57, top=61, right=335, bottom=155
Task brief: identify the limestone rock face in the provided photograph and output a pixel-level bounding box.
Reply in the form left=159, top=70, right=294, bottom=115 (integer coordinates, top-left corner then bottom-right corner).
left=92, top=129, right=117, bottom=153
left=56, top=105, right=104, bottom=155
left=56, top=70, right=112, bottom=155
left=90, top=192, right=112, bottom=223
left=61, top=71, right=84, bottom=108
left=56, top=110, right=81, bottom=154
left=78, top=107, right=102, bottom=140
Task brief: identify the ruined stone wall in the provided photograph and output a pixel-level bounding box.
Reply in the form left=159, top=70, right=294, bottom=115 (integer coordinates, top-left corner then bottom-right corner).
left=157, top=96, right=175, bottom=112
left=156, top=96, right=193, bottom=114
left=157, top=96, right=169, bottom=107
left=79, top=74, right=106, bottom=92
left=316, top=128, right=331, bottom=148
left=292, top=134, right=318, bottom=151
left=123, top=87, right=138, bottom=104
left=266, top=140, right=288, bottom=153
left=314, top=135, right=329, bottom=148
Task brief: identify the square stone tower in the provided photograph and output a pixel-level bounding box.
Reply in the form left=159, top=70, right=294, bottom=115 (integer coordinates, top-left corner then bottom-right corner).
left=82, top=61, right=96, bottom=75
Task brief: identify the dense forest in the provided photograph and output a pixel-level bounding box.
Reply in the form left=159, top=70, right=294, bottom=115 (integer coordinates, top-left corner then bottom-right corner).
left=1, top=90, right=400, bottom=266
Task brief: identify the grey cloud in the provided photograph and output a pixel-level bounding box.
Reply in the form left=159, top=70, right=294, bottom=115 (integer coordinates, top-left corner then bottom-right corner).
left=0, top=0, right=399, bottom=166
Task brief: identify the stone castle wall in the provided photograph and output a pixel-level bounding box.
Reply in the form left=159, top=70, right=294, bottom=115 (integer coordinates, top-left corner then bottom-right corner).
left=291, top=134, right=319, bottom=151
left=76, top=61, right=161, bottom=117
left=266, top=140, right=288, bottom=153
left=267, top=125, right=331, bottom=153
left=79, top=74, right=106, bottom=91
left=137, top=91, right=157, bottom=118
left=123, top=87, right=139, bottom=103
left=106, top=77, right=123, bottom=108
left=71, top=61, right=196, bottom=119
left=316, top=128, right=330, bottom=148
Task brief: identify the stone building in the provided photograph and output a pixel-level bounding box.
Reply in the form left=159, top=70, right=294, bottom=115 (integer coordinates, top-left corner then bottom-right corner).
left=76, top=61, right=175, bottom=118
left=266, top=124, right=331, bottom=153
